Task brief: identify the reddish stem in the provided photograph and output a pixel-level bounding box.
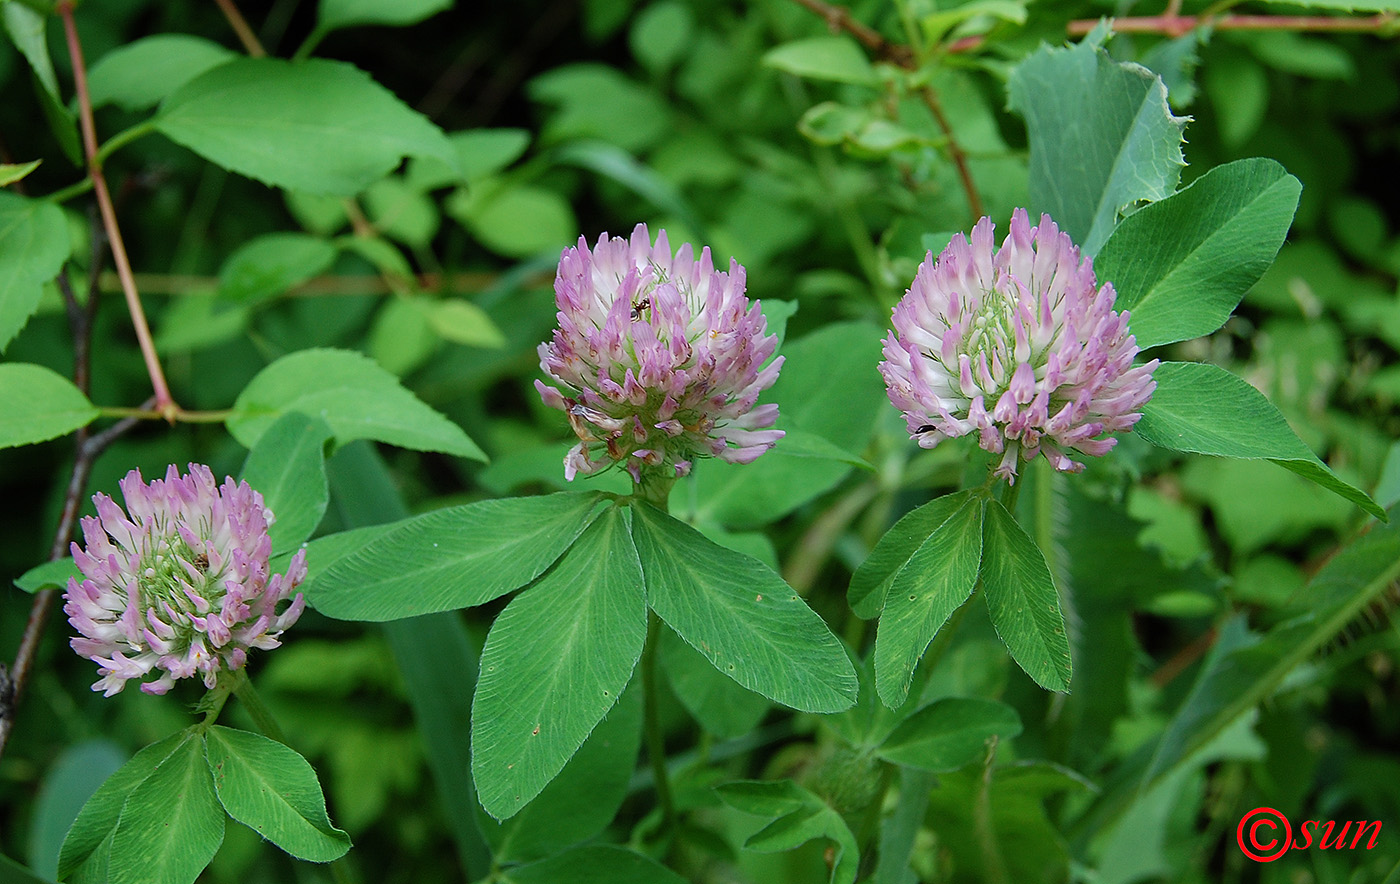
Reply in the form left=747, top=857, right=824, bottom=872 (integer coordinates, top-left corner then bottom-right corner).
left=58, top=2, right=175, bottom=416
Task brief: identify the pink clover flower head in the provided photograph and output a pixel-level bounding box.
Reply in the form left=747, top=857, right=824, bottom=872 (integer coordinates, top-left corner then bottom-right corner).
left=536, top=224, right=784, bottom=483
left=63, top=463, right=307, bottom=696
left=880, top=209, right=1158, bottom=482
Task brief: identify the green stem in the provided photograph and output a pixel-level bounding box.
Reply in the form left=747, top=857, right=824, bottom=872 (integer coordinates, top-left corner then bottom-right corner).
left=292, top=24, right=328, bottom=61
left=232, top=670, right=288, bottom=743
left=47, top=178, right=95, bottom=203
left=95, top=120, right=157, bottom=166
left=641, top=610, right=677, bottom=833
left=973, top=736, right=1008, bottom=884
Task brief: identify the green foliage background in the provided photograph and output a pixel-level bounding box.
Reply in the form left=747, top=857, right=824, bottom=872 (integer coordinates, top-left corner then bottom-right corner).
left=2, top=0, right=1399, bottom=882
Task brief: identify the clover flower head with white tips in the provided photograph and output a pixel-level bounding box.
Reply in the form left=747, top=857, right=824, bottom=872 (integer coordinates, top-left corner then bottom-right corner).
left=63, top=464, right=306, bottom=696
left=880, top=209, right=1158, bottom=482
left=536, top=224, right=784, bottom=484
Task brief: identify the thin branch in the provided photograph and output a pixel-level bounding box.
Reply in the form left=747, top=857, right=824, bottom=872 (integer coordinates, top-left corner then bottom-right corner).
left=213, top=0, right=267, bottom=56
left=785, top=0, right=986, bottom=223
left=786, top=0, right=915, bottom=66
left=918, top=86, right=986, bottom=220
left=0, top=403, right=151, bottom=761
left=1068, top=11, right=1395, bottom=36
left=58, top=1, right=175, bottom=416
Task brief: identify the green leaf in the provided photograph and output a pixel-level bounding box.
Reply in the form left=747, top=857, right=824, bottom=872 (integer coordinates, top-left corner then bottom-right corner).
left=777, top=429, right=873, bottom=471
left=979, top=499, right=1072, bottom=692
left=1006, top=26, right=1187, bottom=254
left=155, top=58, right=456, bottom=196
left=305, top=492, right=603, bottom=620
left=2, top=2, right=79, bottom=164
left=482, top=685, right=642, bottom=861
left=408, top=129, right=531, bottom=190
left=553, top=140, right=707, bottom=240
left=426, top=299, right=506, bottom=348
left=368, top=297, right=437, bottom=376
left=690, top=322, right=885, bottom=527
left=850, top=492, right=976, bottom=621
left=204, top=726, right=350, bottom=862
left=87, top=35, right=236, bottom=112
left=0, top=191, right=70, bottom=351
left=227, top=348, right=485, bottom=459
left=446, top=181, right=576, bottom=258
left=872, top=493, right=985, bottom=707
left=716, top=780, right=860, bottom=884
left=107, top=732, right=225, bottom=884
left=630, top=503, right=857, bottom=713
left=472, top=505, right=645, bottom=820
left=660, top=625, right=771, bottom=739
left=762, top=36, right=878, bottom=86
left=1258, top=0, right=1398, bottom=13
left=363, top=178, right=440, bottom=249
left=0, top=364, right=98, bottom=449
left=57, top=734, right=185, bottom=884
left=0, top=159, right=41, bottom=186
left=239, top=412, right=333, bottom=557
left=875, top=697, right=1023, bottom=772
left=218, top=233, right=338, bottom=305
left=629, top=1, right=694, bottom=73
left=1135, top=361, right=1383, bottom=518
left=502, top=845, right=687, bottom=884
left=1096, top=158, right=1301, bottom=348
left=28, top=740, right=126, bottom=880
left=14, top=557, right=80, bottom=593
left=318, top=0, right=453, bottom=32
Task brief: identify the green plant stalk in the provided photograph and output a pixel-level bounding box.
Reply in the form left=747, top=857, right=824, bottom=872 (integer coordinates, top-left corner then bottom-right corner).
left=94, top=120, right=157, bottom=166
left=231, top=669, right=287, bottom=744
left=973, top=737, right=1008, bottom=884
left=47, top=178, right=95, bottom=203
left=641, top=609, right=677, bottom=832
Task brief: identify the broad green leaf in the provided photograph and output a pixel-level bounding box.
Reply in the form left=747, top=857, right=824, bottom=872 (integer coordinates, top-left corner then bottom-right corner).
left=325, top=442, right=491, bottom=878
left=482, top=682, right=642, bottom=861
left=554, top=140, right=707, bottom=240
left=227, top=348, right=485, bottom=459
left=0, top=159, right=41, bottom=186
left=107, top=733, right=225, bottom=884
left=0, top=364, right=98, bottom=449
left=472, top=505, right=645, bottom=820
left=426, top=299, right=506, bottom=348
left=204, top=726, right=350, bottom=862
left=1134, top=361, right=1383, bottom=518
left=529, top=64, right=670, bottom=153
left=873, top=493, right=985, bottom=707
left=318, top=0, right=453, bottom=32
left=850, top=492, right=975, bottom=620
left=716, top=780, right=860, bottom=884
left=690, top=322, right=885, bottom=527
left=57, top=735, right=185, bottom=884
left=407, top=129, right=531, bottom=190
left=240, top=412, right=333, bottom=560
left=1007, top=27, right=1187, bottom=254
left=980, top=499, right=1072, bottom=692
left=1258, top=0, right=1399, bottom=13
left=14, top=557, right=80, bottom=593
left=631, top=503, right=857, bottom=713
left=369, top=297, right=438, bottom=376
left=28, top=741, right=125, bottom=880
left=1096, top=158, right=1301, bottom=348
left=630, top=1, right=694, bottom=73
left=502, top=845, right=687, bottom=884
left=365, top=179, right=440, bottom=250
left=659, top=625, right=770, bottom=739
left=3, top=2, right=79, bottom=164
left=446, top=181, right=576, bottom=258
left=306, top=491, right=603, bottom=620
left=0, top=192, right=70, bottom=351
left=218, top=233, right=338, bottom=305
left=876, top=697, right=1023, bottom=772
left=776, top=429, right=873, bottom=471
left=156, top=58, right=456, bottom=196
left=762, top=36, right=878, bottom=87
left=88, top=35, right=236, bottom=112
